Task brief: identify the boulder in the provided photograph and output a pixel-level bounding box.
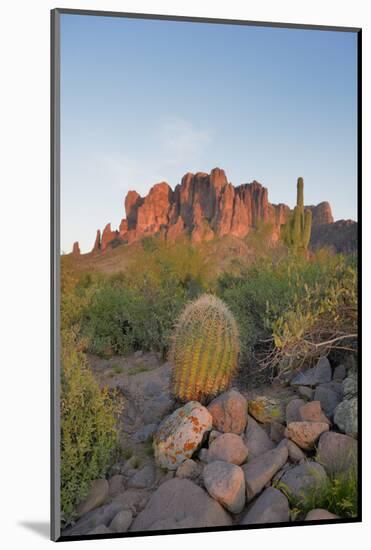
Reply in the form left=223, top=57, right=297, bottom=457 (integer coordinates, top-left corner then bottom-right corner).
left=333, top=365, right=347, bottom=382
left=278, top=438, right=306, bottom=463
left=62, top=502, right=122, bottom=536
left=334, top=397, right=358, bottom=437
left=75, top=479, right=109, bottom=519
left=343, top=374, right=357, bottom=398
left=244, top=415, right=274, bottom=458
left=314, top=382, right=343, bottom=418
left=240, top=487, right=290, bottom=524
left=108, top=475, right=125, bottom=498
left=209, top=429, right=222, bottom=444
left=176, top=459, right=203, bottom=481
left=127, top=463, right=156, bottom=489
left=305, top=508, right=339, bottom=521
left=114, top=489, right=152, bottom=515
left=284, top=421, right=329, bottom=450
left=291, top=357, right=332, bottom=387
left=208, top=433, right=248, bottom=465
left=316, top=431, right=357, bottom=475
left=279, top=462, right=328, bottom=501
left=298, top=401, right=330, bottom=425
left=203, top=460, right=246, bottom=513
left=153, top=401, right=212, bottom=470
left=109, top=510, right=133, bottom=533
left=286, top=398, right=306, bottom=424
left=270, top=421, right=286, bottom=443
left=130, top=478, right=232, bottom=531
left=297, top=386, right=314, bottom=400
left=242, top=445, right=288, bottom=501
left=248, top=396, right=285, bottom=424
left=207, top=390, right=248, bottom=434
left=198, top=448, right=209, bottom=463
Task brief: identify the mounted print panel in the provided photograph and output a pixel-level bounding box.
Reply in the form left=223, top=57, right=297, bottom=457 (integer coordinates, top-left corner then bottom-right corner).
left=51, top=8, right=361, bottom=542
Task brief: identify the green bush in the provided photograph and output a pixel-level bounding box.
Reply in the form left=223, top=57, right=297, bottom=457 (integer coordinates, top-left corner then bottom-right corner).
left=76, top=240, right=211, bottom=358
left=60, top=329, right=121, bottom=522
left=218, top=251, right=357, bottom=378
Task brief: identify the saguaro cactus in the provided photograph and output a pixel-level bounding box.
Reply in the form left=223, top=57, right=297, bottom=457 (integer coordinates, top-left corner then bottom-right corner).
left=281, top=177, right=312, bottom=252
left=170, top=294, right=239, bottom=403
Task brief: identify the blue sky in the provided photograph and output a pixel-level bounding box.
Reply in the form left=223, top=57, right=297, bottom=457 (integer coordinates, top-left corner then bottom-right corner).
left=60, top=14, right=358, bottom=253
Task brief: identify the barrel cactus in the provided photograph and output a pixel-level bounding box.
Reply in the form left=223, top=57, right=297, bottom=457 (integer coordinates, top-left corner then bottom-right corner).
left=170, top=294, right=240, bottom=403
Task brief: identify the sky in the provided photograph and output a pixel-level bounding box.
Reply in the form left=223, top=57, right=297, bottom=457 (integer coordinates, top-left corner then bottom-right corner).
left=60, top=14, right=358, bottom=253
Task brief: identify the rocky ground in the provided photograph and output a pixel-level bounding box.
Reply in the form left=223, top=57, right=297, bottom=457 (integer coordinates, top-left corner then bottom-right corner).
left=62, top=353, right=358, bottom=536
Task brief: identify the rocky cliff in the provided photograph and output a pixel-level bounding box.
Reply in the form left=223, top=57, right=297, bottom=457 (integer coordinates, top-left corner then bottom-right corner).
left=87, top=168, right=337, bottom=254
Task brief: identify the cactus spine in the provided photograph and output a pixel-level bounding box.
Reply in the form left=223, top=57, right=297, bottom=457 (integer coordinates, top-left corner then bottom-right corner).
left=170, top=294, right=239, bottom=403
left=282, top=177, right=312, bottom=252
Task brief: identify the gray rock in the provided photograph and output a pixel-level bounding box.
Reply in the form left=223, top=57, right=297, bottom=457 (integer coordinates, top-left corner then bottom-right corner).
left=88, top=524, right=112, bottom=535
left=342, top=374, right=357, bottom=399
left=119, top=362, right=175, bottom=432
left=130, top=478, right=232, bottom=531
left=134, top=350, right=143, bottom=358
left=291, top=357, right=332, bottom=387
left=109, top=510, right=133, bottom=532
left=314, top=382, right=343, bottom=418
left=317, top=432, right=357, bottom=476
left=108, top=475, right=125, bottom=498
left=203, top=460, right=245, bottom=513
left=286, top=399, right=306, bottom=424
left=209, top=429, right=222, bottom=444
left=333, top=365, right=347, bottom=382
left=242, top=445, right=288, bottom=501
left=208, top=433, right=248, bottom=465
left=208, top=389, right=248, bottom=434
left=132, top=423, right=158, bottom=443
left=75, top=479, right=109, bottom=519
left=127, top=463, right=156, bottom=489
left=278, top=462, right=328, bottom=501
left=240, top=487, right=290, bottom=524
left=198, top=448, right=209, bottom=463
left=278, top=438, right=306, bottom=463
left=270, top=421, right=286, bottom=443
left=334, top=397, right=358, bottom=437
left=305, top=508, right=339, bottom=520
left=176, top=459, right=203, bottom=480
left=298, top=386, right=314, bottom=400
left=114, top=489, right=152, bottom=517
left=63, top=502, right=122, bottom=536
left=244, top=415, right=274, bottom=459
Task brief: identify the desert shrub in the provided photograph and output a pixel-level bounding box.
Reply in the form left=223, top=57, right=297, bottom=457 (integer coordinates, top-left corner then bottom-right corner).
left=79, top=240, right=211, bottom=358
left=218, top=250, right=357, bottom=378
left=267, top=253, right=357, bottom=375
left=60, top=328, right=122, bottom=522
left=80, top=284, right=139, bottom=356
left=280, top=462, right=358, bottom=519
left=171, top=294, right=240, bottom=402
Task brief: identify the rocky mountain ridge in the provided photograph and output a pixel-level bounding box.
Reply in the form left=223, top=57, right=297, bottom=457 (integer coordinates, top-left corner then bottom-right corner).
left=70, top=167, right=356, bottom=256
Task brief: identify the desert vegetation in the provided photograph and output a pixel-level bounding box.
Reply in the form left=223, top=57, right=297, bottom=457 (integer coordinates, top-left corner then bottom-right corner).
left=60, top=177, right=358, bottom=533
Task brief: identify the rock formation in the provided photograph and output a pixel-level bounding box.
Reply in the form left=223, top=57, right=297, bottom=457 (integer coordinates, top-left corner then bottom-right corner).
left=72, top=167, right=347, bottom=254
left=72, top=241, right=80, bottom=257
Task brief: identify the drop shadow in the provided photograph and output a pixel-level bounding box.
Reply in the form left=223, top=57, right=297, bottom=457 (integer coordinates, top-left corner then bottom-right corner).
left=18, top=521, right=50, bottom=539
